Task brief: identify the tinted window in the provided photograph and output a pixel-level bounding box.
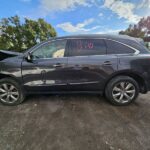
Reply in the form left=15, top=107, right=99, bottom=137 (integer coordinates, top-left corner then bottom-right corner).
left=105, top=40, right=135, bottom=54
left=68, top=39, right=106, bottom=56
left=118, top=39, right=149, bottom=54
left=32, top=40, right=67, bottom=59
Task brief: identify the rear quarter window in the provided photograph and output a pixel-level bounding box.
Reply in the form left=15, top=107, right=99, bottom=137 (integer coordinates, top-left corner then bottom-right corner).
left=105, top=40, right=135, bottom=54
left=68, top=39, right=106, bottom=56
left=118, top=39, right=150, bottom=54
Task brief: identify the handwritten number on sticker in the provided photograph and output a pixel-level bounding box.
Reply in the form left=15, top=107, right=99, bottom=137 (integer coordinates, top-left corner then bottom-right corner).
left=76, top=40, right=94, bottom=50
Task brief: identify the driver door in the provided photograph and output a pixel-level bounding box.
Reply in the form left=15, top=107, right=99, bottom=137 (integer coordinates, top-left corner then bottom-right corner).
left=22, top=39, right=69, bottom=93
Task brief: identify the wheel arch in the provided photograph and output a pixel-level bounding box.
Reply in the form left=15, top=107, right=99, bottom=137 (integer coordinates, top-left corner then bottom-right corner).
left=0, top=74, right=21, bottom=84
left=104, top=71, right=147, bottom=93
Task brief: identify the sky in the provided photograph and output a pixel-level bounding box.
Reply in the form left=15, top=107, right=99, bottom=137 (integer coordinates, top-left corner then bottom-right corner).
left=0, top=0, right=150, bottom=36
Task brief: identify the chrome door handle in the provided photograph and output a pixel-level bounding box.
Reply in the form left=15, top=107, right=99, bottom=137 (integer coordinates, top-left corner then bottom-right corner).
left=53, top=63, right=65, bottom=67
left=103, top=61, right=112, bottom=66
left=41, top=70, right=46, bottom=82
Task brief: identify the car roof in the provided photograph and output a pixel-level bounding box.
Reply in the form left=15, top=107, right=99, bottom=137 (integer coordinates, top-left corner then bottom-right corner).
left=46, top=34, right=144, bottom=46
left=53, top=34, right=135, bottom=41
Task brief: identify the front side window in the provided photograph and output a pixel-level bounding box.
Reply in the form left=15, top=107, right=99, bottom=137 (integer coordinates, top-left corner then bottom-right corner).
left=32, top=40, right=67, bottom=59
left=105, top=40, right=135, bottom=54
left=68, top=39, right=106, bottom=56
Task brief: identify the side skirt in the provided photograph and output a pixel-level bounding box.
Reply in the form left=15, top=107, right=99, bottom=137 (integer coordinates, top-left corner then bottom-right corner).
left=26, top=91, right=103, bottom=95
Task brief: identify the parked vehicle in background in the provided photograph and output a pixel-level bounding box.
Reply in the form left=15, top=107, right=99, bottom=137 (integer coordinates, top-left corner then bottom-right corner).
left=0, top=34, right=150, bottom=106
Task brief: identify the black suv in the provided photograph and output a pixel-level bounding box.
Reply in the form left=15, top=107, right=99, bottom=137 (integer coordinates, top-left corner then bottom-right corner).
left=0, top=34, right=150, bottom=106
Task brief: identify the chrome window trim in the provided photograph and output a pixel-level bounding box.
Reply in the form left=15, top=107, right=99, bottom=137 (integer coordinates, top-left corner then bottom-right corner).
left=28, top=37, right=140, bottom=60
left=30, top=53, right=134, bottom=61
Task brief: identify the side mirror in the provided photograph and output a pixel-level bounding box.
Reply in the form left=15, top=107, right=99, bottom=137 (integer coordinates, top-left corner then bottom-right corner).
left=26, top=53, right=33, bottom=62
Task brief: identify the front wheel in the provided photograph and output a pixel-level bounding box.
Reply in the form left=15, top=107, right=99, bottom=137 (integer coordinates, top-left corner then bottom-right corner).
left=0, top=78, right=25, bottom=106
left=105, top=76, right=139, bottom=106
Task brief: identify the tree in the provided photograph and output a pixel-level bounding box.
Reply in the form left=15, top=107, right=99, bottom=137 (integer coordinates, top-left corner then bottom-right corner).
left=119, top=16, right=150, bottom=38
left=0, top=16, right=57, bottom=52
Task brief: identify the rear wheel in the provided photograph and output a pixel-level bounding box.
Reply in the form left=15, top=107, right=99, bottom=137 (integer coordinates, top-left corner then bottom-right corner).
left=105, top=76, right=139, bottom=106
left=0, top=78, right=25, bottom=106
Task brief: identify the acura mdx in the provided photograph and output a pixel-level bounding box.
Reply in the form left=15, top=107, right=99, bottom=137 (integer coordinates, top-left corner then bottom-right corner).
left=0, top=34, right=150, bottom=106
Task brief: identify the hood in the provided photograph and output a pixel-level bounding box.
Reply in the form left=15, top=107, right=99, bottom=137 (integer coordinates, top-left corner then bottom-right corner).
left=0, top=50, right=22, bottom=61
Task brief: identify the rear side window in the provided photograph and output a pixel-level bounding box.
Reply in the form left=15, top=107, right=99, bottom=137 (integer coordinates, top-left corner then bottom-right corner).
left=105, top=40, right=135, bottom=54
left=68, top=39, right=106, bottom=56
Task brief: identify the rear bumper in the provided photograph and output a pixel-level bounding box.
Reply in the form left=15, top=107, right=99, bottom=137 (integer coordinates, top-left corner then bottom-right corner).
left=143, top=79, right=150, bottom=93
left=141, top=72, right=150, bottom=93
left=146, top=83, right=150, bottom=91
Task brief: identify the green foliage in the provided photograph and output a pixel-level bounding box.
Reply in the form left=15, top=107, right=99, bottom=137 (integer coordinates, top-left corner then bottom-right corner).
left=119, top=16, right=150, bottom=39
left=0, top=16, right=57, bottom=52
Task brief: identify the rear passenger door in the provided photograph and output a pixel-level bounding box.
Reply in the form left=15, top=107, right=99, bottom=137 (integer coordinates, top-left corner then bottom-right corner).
left=67, top=38, right=118, bottom=91
left=105, top=39, right=136, bottom=70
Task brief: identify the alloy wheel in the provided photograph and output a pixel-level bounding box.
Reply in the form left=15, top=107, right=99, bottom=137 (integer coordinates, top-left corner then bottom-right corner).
left=0, top=83, right=19, bottom=104
left=112, top=82, right=136, bottom=104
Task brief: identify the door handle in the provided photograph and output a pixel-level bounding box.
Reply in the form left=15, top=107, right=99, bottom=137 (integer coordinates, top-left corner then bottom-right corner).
left=103, top=61, right=112, bottom=66
left=53, top=63, right=65, bottom=68
left=41, top=70, right=46, bottom=82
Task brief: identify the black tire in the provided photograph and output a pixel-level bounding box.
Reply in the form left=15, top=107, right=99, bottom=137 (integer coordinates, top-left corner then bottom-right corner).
left=0, top=78, right=25, bottom=106
left=105, top=76, right=139, bottom=106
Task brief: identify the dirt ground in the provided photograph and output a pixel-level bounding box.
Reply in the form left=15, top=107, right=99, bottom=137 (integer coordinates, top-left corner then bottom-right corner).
left=0, top=93, right=150, bottom=150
